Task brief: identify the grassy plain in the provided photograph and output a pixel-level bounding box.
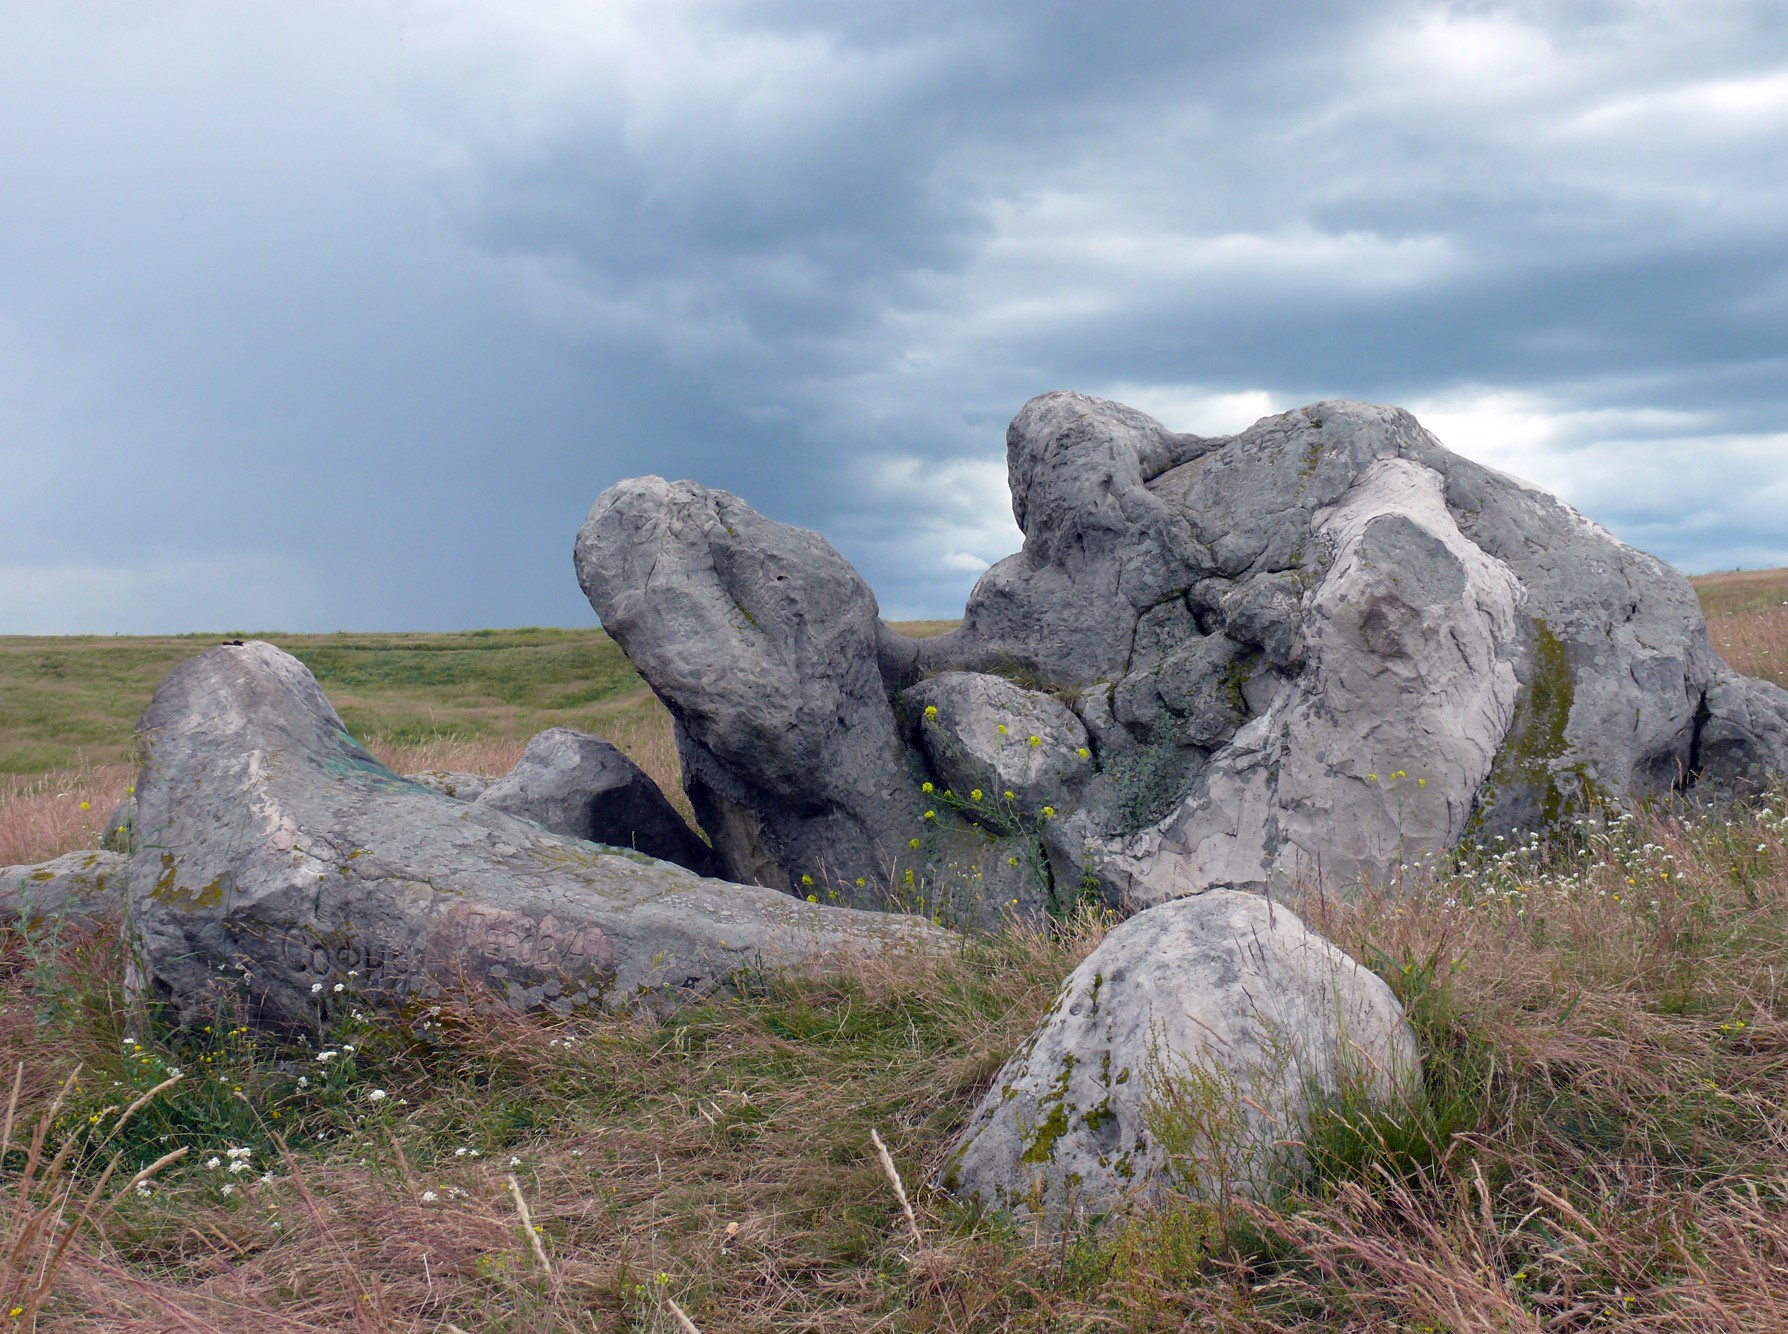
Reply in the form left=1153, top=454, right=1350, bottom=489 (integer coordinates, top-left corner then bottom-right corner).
left=5, top=581, right=1788, bottom=1328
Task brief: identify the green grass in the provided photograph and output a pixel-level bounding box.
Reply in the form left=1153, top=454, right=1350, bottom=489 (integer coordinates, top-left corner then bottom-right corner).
left=0, top=629, right=645, bottom=776
left=0, top=621, right=964, bottom=778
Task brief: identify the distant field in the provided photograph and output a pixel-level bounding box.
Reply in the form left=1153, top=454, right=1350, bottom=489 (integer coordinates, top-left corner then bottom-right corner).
left=0, top=620, right=957, bottom=864
left=1, top=576, right=1782, bottom=865
left=1690, top=567, right=1788, bottom=689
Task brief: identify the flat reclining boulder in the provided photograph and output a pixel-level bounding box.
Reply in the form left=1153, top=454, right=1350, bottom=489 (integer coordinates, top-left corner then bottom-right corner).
left=2, top=850, right=129, bottom=928
left=126, top=641, right=947, bottom=1029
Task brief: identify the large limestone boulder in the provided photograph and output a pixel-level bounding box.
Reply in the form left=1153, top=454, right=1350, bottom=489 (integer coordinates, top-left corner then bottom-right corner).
left=126, top=641, right=947, bottom=1029
left=1, top=850, right=129, bottom=928
left=937, top=890, right=1417, bottom=1220
left=575, top=477, right=921, bottom=901
left=924, top=394, right=1788, bottom=905
left=475, top=727, right=718, bottom=877
left=576, top=393, right=1788, bottom=910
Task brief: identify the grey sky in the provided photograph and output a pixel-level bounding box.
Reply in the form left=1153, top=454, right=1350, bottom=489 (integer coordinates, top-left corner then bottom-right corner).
left=3, top=1, right=1785, bottom=632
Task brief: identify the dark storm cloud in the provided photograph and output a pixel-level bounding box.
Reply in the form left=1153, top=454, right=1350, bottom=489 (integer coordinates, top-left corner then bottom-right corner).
left=2, top=1, right=1786, bottom=631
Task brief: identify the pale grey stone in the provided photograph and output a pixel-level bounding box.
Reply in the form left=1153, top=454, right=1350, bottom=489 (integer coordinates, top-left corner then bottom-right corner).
left=475, top=728, right=718, bottom=876
left=575, top=478, right=920, bottom=903
left=940, top=395, right=1788, bottom=906
left=918, top=392, right=1217, bottom=686
left=904, top=672, right=1092, bottom=827
left=937, top=890, right=1417, bottom=1220
left=2, top=850, right=129, bottom=927
left=577, top=392, right=1788, bottom=913
left=126, top=641, right=948, bottom=1030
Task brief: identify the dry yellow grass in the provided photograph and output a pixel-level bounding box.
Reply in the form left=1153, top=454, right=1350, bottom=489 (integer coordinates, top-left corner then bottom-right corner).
left=10, top=793, right=1788, bottom=1329
left=0, top=763, right=133, bottom=868
left=1693, top=569, right=1788, bottom=689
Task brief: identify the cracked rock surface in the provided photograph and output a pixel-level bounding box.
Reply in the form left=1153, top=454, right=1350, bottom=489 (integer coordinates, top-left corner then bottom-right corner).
left=125, top=641, right=947, bottom=1029
left=579, top=392, right=1788, bottom=908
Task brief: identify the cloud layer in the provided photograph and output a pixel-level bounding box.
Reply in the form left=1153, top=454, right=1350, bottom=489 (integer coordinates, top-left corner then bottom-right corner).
left=3, top=1, right=1785, bottom=632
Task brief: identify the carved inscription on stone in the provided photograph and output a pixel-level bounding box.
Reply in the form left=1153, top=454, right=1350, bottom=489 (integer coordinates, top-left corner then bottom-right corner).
left=425, top=902, right=616, bottom=983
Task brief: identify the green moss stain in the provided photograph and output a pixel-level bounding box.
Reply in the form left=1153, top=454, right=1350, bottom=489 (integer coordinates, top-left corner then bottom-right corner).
left=1020, top=1053, right=1077, bottom=1165
left=1111, top=712, right=1192, bottom=831
left=147, top=852, right=224, bottom=909
left=1470, top=617, right=1597, bottom=834
left=1296, top=438, right=1324, bottom=494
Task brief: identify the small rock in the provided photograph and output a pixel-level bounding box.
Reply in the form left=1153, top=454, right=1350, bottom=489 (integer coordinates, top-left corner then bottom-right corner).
left=476, top=727, right=718, bottom=877
left=938, top=890, right=1418, bottom=1221
left=904, top=672, right=1092, bottom=828
left=102, top=794, right=136, bottom=853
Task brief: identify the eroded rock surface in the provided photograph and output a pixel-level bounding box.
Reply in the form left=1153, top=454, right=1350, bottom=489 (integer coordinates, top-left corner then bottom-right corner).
left=404, top=771, right=494, bottom=802
left=575, top=477, right=921, bottom=902
left=475, top=727, right=718, bottom=876
left=126, top=641, right=947, bottom=1029
left=926, top=395, right=1788, bottom=905
left=578, top=393, right=1788, bottom=910
left=938, top=890, right=1417, bottom=1220
left=904, top=672, right=1092, bottom=827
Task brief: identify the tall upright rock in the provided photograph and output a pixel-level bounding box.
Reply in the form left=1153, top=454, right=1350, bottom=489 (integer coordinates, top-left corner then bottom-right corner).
left=575, top=478, right=922, bottom=902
